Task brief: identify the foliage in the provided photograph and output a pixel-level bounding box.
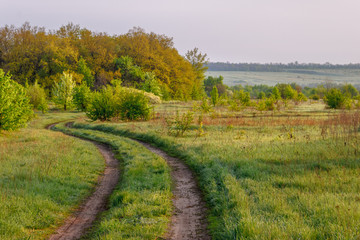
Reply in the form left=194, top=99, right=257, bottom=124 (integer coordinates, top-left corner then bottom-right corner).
left=233, top=89, right=251, bottom=106
left=119, top=91, right=151, bottom=121
left=210, top=86, right=219, bottom=106
left=73, top=83, right=91, bottom=111
left=0, top=23, right=200, bottom=99
left=86, top=87, right=116, bottom=121
left=26, top=81, right=48, bottom=113
left=324, top=88, right=346, bottom=109
left=77, top=57, right=94, bottom=87
left=166, top=111, right=194, bottom=137
left=141, top=72, right=162, bottom=97
left=185, top=47, right=208, bottom=100
left=0, top=70, right=33, bottom=131
left=342, top=84, right=359, bottom=98
left=272, top=86, right=281, bottom=100
left=52, top=72, right=75, bottom=110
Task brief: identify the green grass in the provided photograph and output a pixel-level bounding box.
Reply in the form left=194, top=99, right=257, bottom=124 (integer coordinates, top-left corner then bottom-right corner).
left=206, top=69, right=360, bottom=87
left=71, top=105, right=360, bottom=239
left=53, top=123, right=172, bottom=240
left=0, top=112, right=104, bottom=240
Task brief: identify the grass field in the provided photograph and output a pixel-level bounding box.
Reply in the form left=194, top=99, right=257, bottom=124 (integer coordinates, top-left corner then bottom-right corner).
left=70, top=101, right=360, bottom=239
left=206, top=69, right=360, bottom=87
left=0, top=112, right=104, bottom=239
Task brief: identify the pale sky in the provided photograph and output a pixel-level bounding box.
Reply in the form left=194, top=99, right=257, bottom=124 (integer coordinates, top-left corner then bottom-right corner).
left=1, top=0, right=360, bottom=64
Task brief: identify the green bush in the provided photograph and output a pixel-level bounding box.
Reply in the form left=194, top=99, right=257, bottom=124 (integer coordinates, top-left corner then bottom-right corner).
left=119, top=91, right=151, bottom=121
left=0, top=70, right=33, bottom=131
left=73, top=83, right=91, bottom=111
left=86, top=87, right=116, bottom=121
left=324, top=88, right=345, bottom=109
left=26, top=81, right=48, bottom=113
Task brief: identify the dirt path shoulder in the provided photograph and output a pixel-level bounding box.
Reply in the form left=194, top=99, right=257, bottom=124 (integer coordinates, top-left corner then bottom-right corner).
left=137, top=141, right=210, bottom=240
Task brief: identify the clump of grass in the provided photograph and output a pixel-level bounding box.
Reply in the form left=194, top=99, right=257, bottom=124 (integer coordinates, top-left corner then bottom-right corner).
left=54, top=123, right=172, bottom=239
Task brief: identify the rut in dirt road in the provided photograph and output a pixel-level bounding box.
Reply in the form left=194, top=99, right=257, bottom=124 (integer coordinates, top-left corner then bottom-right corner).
left=137, top=141, right=211, bottom=240
left=47, top=124, right=120, bottom=240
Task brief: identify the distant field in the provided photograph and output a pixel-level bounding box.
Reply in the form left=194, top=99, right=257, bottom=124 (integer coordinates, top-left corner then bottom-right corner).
left=206, top=70, right=360, bottom=87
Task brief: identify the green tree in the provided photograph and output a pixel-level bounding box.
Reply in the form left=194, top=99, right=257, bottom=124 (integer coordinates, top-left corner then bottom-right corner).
left=211, top=86, right=219, bottom=106
left=52, top=72, right=75, bottom=110
left=73, top=83, right=91, bottom=111
left=0, top=70, right=33, bottom=131
left=324, top=88, right=345, bottom=109
left=77, top=57, right=94, bottom=87
left=272, top=87, right=281, bottom=100
left=342, top=84, right=359, bottom=98
left=26, top=81, right=48, bottom=113
left=185, top=47, right=208, bottom=99
left=141, top=72, right=162, bottom=97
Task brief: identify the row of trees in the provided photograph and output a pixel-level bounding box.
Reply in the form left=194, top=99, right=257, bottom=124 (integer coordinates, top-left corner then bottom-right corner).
left=0, top=23, right=208, bottom=100
left=0, top=70, right=156, bottom=131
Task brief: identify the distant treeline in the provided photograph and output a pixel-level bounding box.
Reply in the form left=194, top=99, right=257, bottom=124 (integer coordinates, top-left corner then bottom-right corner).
left=0, top=23, right=207, bottom=100
left=207, top=62, right=360, bottom=72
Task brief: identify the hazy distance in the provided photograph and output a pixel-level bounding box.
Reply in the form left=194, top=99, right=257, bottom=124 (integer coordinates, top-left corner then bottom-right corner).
left=1, top=0, right=360, bottom=64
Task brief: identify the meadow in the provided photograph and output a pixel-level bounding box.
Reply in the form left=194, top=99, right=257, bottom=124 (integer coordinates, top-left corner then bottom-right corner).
left=206, top=69, right=360, bottom=87
left=69, top=101, right=360, bottom=239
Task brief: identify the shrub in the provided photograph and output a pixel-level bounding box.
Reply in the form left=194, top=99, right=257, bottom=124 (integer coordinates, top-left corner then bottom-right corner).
left=86, top=87, right=116, bottom=121
left=166, top=111, right=194, bottom=137
left=210, top=86, right=219, bottom=106
left=0, top=70, right=33, bottom=131
left=324, top=88, right=345, bottom=109
left=310, top=94, right=320, bottom=100
left=52, top=72, right=75, bottom=110
left=73, top=83, right=91, bottom=111
left=119, top=91, right=151, bottom=121
left=26, top=81, right=48, bottom=113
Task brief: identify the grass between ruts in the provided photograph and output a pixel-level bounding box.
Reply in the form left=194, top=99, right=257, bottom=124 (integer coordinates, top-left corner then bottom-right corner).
left=71, top=108, right=360, bottom=240
left=0, top=112, right=104, bottom=240
left=54, top=122, right=172, bottom=240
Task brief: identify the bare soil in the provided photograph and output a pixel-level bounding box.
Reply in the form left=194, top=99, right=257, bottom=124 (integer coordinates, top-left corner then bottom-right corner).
left=47, top=123, right=120, bottom=240
left=137, top=141, right=210, bottom=240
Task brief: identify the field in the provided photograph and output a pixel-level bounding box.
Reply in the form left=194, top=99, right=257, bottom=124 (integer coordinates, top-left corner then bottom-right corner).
left=206, top=69, right=360, bottom=87
left=1, top=101, right=360, bottom=239
left=69, top=101, right=360, bottom=239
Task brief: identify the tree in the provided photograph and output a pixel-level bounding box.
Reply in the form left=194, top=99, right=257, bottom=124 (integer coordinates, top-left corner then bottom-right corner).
left=77, top=57, right=94, bottom=87
left=52, top=72, right=75, bottom=110
left=185, top=47, right=208, bottom=99
left=0, top=69, right=33, bottom=131
left=210, top=86, right=219, bottom=106
left=73, top=83, right=91, bottom=111
left=26, top=81, right=48, bottom=113
left=342, top=84, right=359, bottom=98
left=324, top=88, right=345, bottom=109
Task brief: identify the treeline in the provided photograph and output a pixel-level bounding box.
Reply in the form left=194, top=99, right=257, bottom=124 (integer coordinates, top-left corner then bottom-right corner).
left=0, top=23, right=207, bottom=100
left=207, top=62, right=360, bottom=72
left=203, top=75, right=360, bottom=110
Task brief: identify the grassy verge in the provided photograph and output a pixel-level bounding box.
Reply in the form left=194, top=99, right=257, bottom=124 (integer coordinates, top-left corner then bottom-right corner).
left=0, top=112, right=104, bottom=240
left=71, top=111, right=360, bottom=239
left=54, top=123, right=172, bottom=239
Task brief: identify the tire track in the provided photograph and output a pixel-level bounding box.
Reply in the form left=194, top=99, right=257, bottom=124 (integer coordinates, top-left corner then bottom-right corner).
left=136, top=141, right=210, bottom=240
left=47, top=123, right=120, bottom=240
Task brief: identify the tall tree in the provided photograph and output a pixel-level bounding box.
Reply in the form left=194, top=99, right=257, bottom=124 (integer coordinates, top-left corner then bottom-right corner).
left=52, top=72, right=75, bottom=110
left=186, top=47, right=208, bottom=99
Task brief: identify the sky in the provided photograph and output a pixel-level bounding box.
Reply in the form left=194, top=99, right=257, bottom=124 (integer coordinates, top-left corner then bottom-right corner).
left=1, top=0, right=360, bottom=64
